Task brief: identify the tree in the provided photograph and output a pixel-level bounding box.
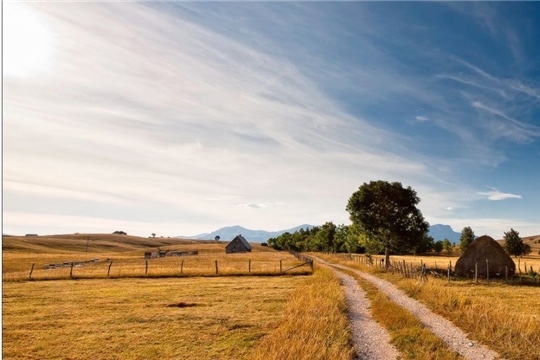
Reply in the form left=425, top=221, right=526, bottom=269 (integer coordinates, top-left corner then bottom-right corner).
left=504, top=228, right=531, bottom=257
left=314, top=222, right=337, bottom=252
left=459, top=227, right=475, bottom=253
left=346, top=181, right=429, bottom=268
left=434, top=240, right=444, bottom=255
left=442, top=238, right=452, bottom=255
left=333, top=224, right=349, bottom=253
left=215, top=235, right=220, bottom=242
left=151, top=233, right=156, bottom=238
left=411, top=234, right=434, bottom=255
left=343, top=224, right=366, bottom=254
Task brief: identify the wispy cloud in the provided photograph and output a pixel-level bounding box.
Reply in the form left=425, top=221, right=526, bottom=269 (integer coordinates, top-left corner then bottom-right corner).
left=478, top=189, right=522, bottom=201
left=3, top=2, right=539, bottom=237
left=241, top=203, right=264, bottom=209
left=4, top=2, right=438, bottom=235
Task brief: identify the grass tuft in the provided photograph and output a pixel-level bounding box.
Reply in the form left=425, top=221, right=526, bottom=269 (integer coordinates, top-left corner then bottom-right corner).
left=251, top=266, right=354, bottom=360
left=317, top=253, right=540, bottom=360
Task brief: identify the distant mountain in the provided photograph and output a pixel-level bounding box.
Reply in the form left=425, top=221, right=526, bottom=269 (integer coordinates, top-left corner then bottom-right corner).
left=429, top=224, right=461, bottom=243
left=180, top=223, right=460, bottom=244
left=178, top=224, right=315, bottom=243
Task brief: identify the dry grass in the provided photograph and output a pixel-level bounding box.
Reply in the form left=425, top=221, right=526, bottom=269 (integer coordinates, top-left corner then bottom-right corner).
left=3, top=236, right=307, bottom=282
left=3, top=234, right=352, bottom=359
left=316, top=253, right=540, bottom=360
left=3, top=252, right=309, bottom=282
left=2, top=275, right=307, bottom=360
left=251, top=265, right=354, bottom=360
left=346, top=272, right=464, bottom=360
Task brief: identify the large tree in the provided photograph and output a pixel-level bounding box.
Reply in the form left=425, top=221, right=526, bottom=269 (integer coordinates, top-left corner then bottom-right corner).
left=346, top=180, right=429, bottom=268
left=503, top=228, right=531, bottom=257
left=459, top=226, right=475, bottom=253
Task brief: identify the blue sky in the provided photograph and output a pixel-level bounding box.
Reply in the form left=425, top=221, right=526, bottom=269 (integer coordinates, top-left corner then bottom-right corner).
left=3, top=1, right=540, bottom=239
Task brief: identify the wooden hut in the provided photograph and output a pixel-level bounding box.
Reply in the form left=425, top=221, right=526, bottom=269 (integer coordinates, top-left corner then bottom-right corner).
left=455, top=235, right=516, bottom=278
left=225, top=235, right=252, bottom=254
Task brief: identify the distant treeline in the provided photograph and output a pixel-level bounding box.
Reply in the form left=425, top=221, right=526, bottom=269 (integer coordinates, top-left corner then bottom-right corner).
left=267, top=222, right=435, bottom=255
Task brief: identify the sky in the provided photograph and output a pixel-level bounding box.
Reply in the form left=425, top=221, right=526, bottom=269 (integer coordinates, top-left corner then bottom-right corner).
left=3, top=1, right=540, bottom=239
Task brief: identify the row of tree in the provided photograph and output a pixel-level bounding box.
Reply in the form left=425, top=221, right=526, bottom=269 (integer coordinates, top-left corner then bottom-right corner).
left=267, top=180, right=532, bottom=260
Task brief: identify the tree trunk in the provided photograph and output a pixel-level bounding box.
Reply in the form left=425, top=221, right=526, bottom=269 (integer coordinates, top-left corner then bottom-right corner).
left=385, top=247, right=390, bottom=271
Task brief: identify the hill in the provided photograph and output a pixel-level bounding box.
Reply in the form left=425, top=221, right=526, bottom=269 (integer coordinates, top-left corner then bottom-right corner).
left=179, top=224, right=315, bottom=243
left=1, top=233, right=217, bottom=254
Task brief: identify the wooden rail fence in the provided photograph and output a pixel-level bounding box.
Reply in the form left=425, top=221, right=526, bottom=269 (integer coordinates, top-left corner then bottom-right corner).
left=326, top=253, right=539, bottom=285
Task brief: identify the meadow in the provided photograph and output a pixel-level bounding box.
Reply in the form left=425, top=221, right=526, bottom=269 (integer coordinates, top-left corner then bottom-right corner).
left=2, top=234, right=350, bottom=360
left=2, top=234, right=310, bottom=282
left=315, top=253, right=540, bottom=360
left=4, top=233, right=540, bottom=359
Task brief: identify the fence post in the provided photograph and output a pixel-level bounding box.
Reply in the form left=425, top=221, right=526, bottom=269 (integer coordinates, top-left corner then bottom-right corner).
left=475, top=262, right=478, bottom=284
left=145, top=260, right=148, bottom=275
left=215, top=260, right=218, bottom=275
left=29, top=263, right=35, bottom=280
left=181, top=260, right=184, bottom=274
left=486, top=259, right=489, bottom=283
left=447, top=263, right=450, bottom=283
left=505, top=266, right=508, bottom=284
left=280, top=260, right=283, bottom=273
left=107, top=261, right=113, bottom=277
left=249, top=260, right=251, bottom=274
left=70, top=262, right=74, bottom=279
left=310, top=259, right=313, bottom=271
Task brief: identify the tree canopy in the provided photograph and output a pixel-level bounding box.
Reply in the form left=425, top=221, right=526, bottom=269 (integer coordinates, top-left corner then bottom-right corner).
left=346, top=180, right=429, bottom=267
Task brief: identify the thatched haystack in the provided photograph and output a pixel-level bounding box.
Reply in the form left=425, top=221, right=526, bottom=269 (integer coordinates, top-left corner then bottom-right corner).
left=455, top=235, right=515, bottom=278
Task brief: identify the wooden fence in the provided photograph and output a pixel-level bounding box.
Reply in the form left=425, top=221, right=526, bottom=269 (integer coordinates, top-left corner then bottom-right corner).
left=12, top=257, right=313, bottom=282
left=330, top=253, right=539, bottom=285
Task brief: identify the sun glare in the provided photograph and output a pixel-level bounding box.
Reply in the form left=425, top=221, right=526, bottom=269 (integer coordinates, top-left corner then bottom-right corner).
left=4, top=2, right=54, bottom=78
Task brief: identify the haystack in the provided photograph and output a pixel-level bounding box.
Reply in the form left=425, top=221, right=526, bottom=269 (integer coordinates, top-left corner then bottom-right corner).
left=455, top=235, right=515, bottom=278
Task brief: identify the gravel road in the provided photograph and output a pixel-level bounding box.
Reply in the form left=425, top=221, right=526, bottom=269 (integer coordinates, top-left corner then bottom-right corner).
left=333, top=269, right=399, bottom=360
left=312, top=256, right=501, bottom=360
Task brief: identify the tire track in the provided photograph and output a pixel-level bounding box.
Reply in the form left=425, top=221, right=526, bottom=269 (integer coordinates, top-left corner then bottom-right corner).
left=312, top=256, right=501, bottom=360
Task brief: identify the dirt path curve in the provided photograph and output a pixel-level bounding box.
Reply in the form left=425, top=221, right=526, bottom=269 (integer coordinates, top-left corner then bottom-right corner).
left=332, top=268, right=400, bottom=360
left=311, top=256, right=501, bottom=360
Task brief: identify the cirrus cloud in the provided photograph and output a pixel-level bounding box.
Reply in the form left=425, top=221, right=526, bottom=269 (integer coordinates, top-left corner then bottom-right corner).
left=478, top=188, right=522, bottom=201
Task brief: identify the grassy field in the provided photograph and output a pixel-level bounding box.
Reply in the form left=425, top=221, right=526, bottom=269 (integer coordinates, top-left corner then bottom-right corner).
left=252, top=266, right=354, bottom=360
left=316, top=253, right=540, bottom=360
left=3, top=276, right=306, bottom=359
left=3, top=234, right=310, bottom=282
left=3, top=234, right=353, bottom=360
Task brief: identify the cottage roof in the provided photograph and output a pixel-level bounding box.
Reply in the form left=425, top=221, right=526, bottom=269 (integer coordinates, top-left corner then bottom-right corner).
left=226, top=234, right=252, bottom=250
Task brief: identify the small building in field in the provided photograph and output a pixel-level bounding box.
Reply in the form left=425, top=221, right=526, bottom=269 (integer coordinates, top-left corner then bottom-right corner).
left=225, top=234, right=252, bottom=254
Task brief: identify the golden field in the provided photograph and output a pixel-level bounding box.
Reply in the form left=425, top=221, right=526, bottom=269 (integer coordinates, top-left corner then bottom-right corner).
left=2, top=234, right=310, bottom=282
left=315, top=253, right=540, bottom=360
left=2, top=234, right=351, bottom=360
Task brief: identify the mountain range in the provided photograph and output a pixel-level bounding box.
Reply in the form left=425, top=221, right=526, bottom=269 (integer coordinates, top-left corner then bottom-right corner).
left=427, top=224, right=461, bottom=243
left=179, top=223, right=461, bottom=244
left=178, top=224, right=314, bottom=243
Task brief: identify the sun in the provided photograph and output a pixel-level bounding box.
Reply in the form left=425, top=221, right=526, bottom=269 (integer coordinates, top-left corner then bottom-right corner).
left=4, top=2, right=54, bottom=78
